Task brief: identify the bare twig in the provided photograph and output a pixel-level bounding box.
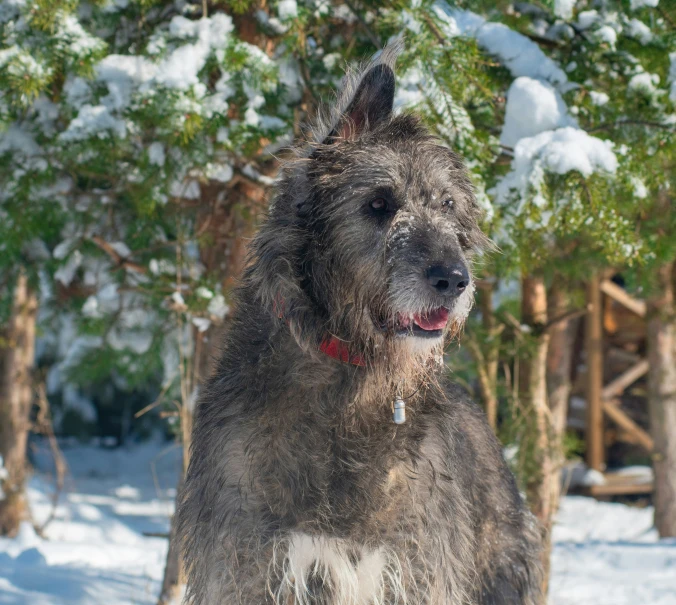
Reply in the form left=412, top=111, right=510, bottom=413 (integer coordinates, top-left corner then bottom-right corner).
left=90, top=236, right=148, bottom=274
left=33, top=385, right=68, bottom=536
left=135, top=381, right=175, bottom=419
left=545, top=306, right=589, bottom=331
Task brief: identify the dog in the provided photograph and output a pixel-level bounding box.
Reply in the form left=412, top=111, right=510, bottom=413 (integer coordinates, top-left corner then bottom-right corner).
left=177, top=43, right=543, bottom=605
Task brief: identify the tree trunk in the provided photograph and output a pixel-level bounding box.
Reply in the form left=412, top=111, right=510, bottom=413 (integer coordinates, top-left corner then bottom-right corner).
left=544, top=280, right=578, bottom=568
left=158, top=476, right=185, bottom=605
left=519, top=273, right=551, bottom=599
left=585, top=275, right=605, bottom=472
left=647, top=260, right=676, bottom=538
left=0, top=272, right=38, bottom=536
left=478, top=282, right=500, bottom=431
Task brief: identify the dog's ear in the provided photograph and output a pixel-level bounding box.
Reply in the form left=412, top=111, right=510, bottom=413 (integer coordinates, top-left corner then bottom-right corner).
left=327, top=63, right=395, bottom=143
left=321, top=42, right=402, bottom=144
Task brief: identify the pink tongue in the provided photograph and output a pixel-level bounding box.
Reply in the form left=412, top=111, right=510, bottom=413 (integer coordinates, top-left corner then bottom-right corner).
left=413, top=308, right=450, bottom=331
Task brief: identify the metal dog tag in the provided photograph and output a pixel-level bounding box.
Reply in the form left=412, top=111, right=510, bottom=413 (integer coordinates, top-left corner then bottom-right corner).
left=393, top=398, right=406, bottom=424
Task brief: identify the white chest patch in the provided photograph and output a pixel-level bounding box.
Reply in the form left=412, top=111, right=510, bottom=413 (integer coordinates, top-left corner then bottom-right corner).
left=270, top=532, right=406, bottom=604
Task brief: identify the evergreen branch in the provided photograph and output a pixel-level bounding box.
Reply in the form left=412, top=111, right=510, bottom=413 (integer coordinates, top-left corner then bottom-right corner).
left=589, top=120, right=676, bottom=133
left=523, top=32, right=563, bottom=49
left=421, top=13, right=495, bottom=101
left=657, top=6, right=675, bottom=29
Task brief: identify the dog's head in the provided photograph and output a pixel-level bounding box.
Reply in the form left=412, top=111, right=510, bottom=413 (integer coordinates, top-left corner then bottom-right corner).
left=248, top=44, right=488, bottom=365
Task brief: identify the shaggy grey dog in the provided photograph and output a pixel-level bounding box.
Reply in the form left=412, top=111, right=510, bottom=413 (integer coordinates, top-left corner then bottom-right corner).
left=178, top=44, right=542, bottom=605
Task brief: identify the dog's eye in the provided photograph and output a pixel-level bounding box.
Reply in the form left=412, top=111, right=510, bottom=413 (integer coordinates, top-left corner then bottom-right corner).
left=369, top=198, right=389, bottom=213
left=443, top=199, right=454, bottom=208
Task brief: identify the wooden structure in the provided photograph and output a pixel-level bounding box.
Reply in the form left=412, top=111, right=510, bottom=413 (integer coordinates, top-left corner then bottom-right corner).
left=583, top=275, right=654, bottom=497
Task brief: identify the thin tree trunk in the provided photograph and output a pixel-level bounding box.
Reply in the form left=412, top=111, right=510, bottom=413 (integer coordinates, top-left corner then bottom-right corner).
left=520, top=273, right=551, bottom=599
left=0, top=272, right=38, bottom=536
left=479, top=283, right=500, bottom=431
left=158, top=476, right=185, bottom=605
left=585, top=275, right=605, bottom=472
left=647, top=260, right=676, bottom=537
left=544, top=281, right=578, bottom=549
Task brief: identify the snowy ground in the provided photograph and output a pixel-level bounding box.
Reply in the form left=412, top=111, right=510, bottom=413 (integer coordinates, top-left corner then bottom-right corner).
left=1, top=441, right=675, bottom=605
left=0, top=439, right=182, bottom=605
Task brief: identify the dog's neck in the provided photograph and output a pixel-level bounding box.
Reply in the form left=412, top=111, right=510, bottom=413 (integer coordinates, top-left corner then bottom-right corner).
left=274, top=293, right=368, bottom=367
left=272, top=292, right=443, bottom=376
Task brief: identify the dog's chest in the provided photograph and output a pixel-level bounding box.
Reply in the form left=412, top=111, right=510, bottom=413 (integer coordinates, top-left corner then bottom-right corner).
left=271, top=532, right=406, bottom=605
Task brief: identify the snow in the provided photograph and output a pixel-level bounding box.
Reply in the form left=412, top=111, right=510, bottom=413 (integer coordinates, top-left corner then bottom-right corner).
left=554, top=0, right=576, bottom=20
left=0, top=440, right=181, bottom=605
left=156, top=15, right=234, bottom=90
left=278, top=0, right=298, bottom=20
left=551, top=497, right=676, bottom=605
left=630, top=0, right=659, bottom=9
left=207, top=293, right=229, bottom=320
left=435, top=5, right=570, bottom=89
left=0, top=126, right=36, bottom=155
left=0, top=0, right=25, bottom=24
left=595, top=25, right=618, bottom=49
left=628, top=72, right=660, bottom=95
left=668, top=52, right=676, bottom=102
left=631, top=175, right=649, bottom=198
left=627, top=18, right=653, bottom=44
left=614, top=465, right=653, bottom=483
left=501, top=77, right=574, bottom=147
left=171, top=292, right=185, bottom=307
left=495, top=127, right=618, bottom=208
left=0, top=45, right=51, bottom=83
left=169, top=179, right=201, bottom=200
left=431, top=3, right=620, bottom=227
left=1, top=444, right=674, bottom=605
left=109, top=242, right=131, bottom=258
left=59, top=14, right=238, bottom=141
left=195, top=286, right=213, bottom=299
left=206, top=162, right=234, bottom=182
left=55, top=250, right=83, bottom=286
left=191, top=317, right=211, bottom=332
left=95, top=55, right=156, bottom=110
left=55, top=14, right=104, bottom=57
left=59, top=104, right=127, bottom=142
left=107, top=326, right=153, bottom=356
left=147, top=142, right=165, bottom=167
left=590, top=91, right=610, bottom=106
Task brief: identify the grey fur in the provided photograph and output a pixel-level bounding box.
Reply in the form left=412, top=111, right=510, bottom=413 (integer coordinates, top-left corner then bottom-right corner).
left=177, top=44, right=543, bottom=605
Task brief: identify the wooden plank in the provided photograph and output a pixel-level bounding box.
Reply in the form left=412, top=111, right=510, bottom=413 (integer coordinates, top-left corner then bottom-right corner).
left=584, top=470, right=654, bottom=497
left=586, top=276, right=605, bottom=472
left=600, top=280, right=647, bottom=317
left=601, top=359, right=649, bottom=401
left=602, top=399, right=654, bottom=452
left=588, top=481, right=653, bottom=496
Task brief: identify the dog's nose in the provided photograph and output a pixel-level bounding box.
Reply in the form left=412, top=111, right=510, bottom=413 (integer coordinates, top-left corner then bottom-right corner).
left=426, top=264, right=469, bottom=297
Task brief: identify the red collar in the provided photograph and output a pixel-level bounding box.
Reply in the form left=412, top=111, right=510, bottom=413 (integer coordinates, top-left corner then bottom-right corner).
left=318, top=335, right=366, bottom=367
left=273, top=295, right=366, bottom=367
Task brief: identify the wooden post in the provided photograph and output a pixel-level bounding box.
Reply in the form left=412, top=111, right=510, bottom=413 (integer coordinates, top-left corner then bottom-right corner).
left=586, top=276, right=604, bottom=472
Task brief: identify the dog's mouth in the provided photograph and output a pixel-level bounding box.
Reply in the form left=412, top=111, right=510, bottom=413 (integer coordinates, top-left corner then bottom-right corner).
left=382, top=307, right=450, bottom=339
